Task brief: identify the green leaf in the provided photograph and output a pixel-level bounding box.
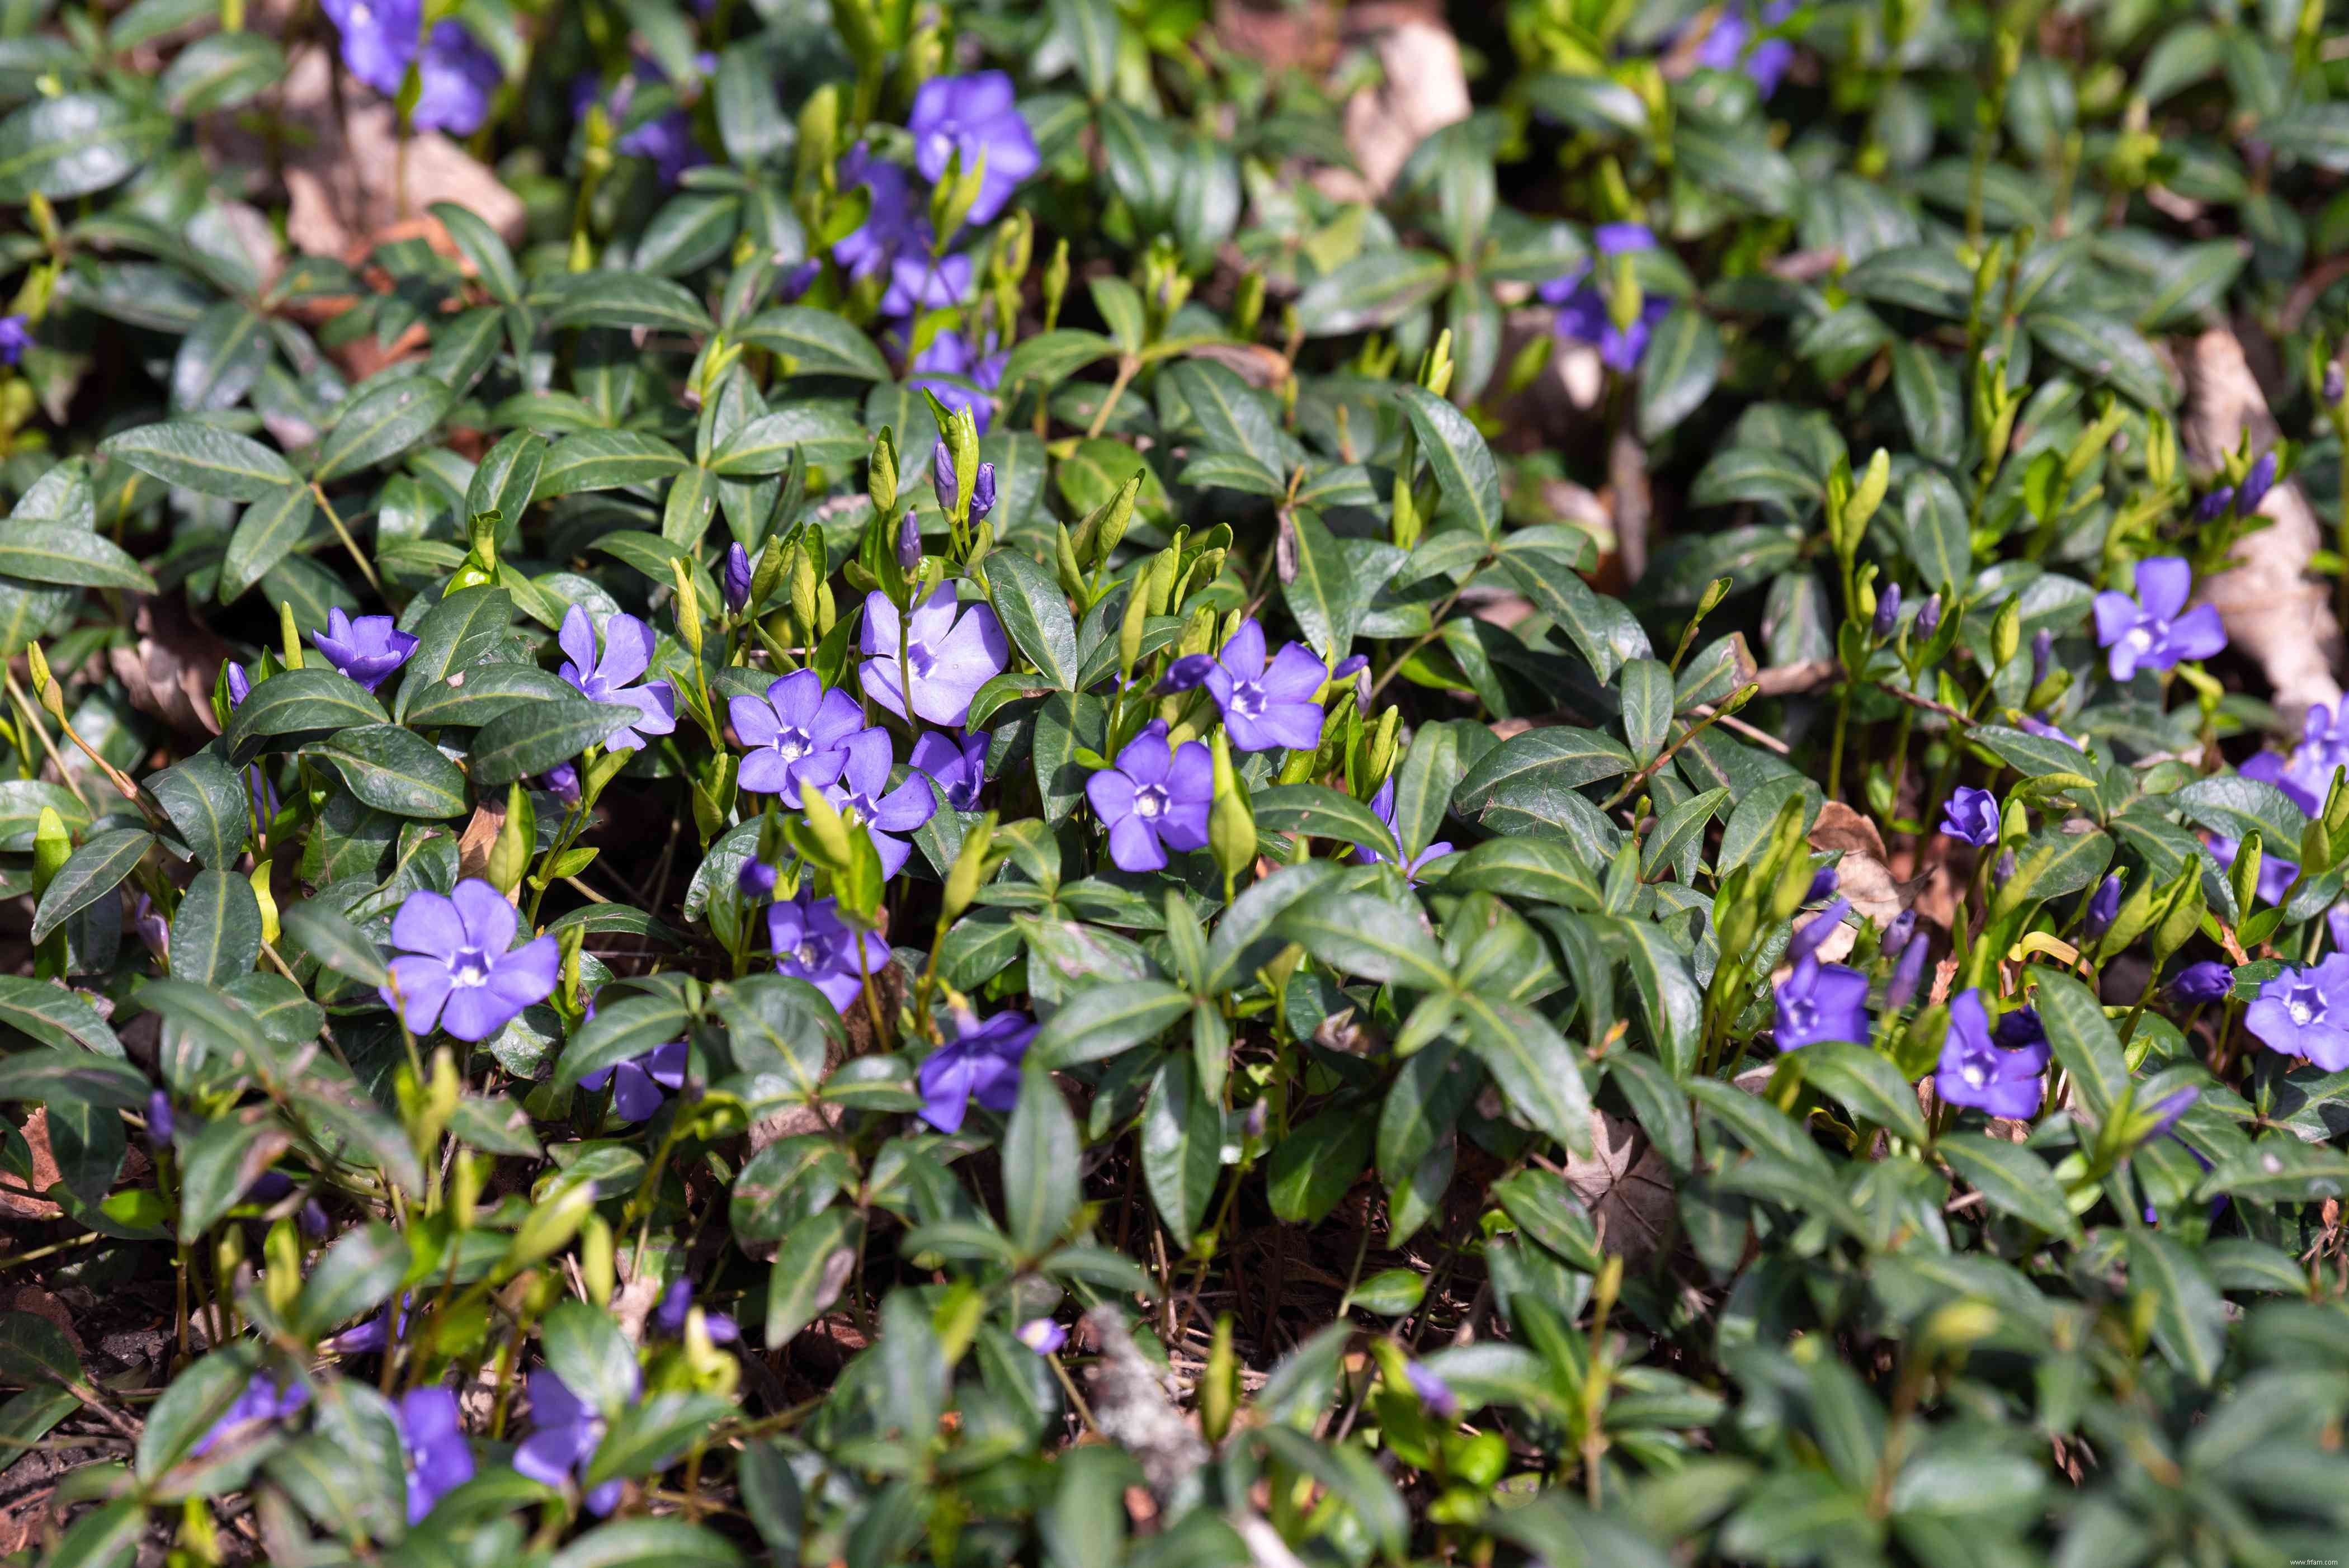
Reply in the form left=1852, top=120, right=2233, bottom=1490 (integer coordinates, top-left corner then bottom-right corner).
left=1843, top=244, right=1973, bottom=317
left=1795, top=1041, right=1928, bottom=1145
left=1004, top=1068, right=1079, bottom=1255
left=1899, top=469, right=1970, bottom=592
left=1936, top=1134, right=2082, bottom=1239
left=466, top=429, right=546, bottom=522
left=1033, top=980, right=1191, bottom=1066
left=281, top=899, right=389, bottom=987
left=985, top=551, right=1081, bottom=690
left=312, top=376, right=455, bottom=482
left=0, top=975, right=124, bottom=1057
left=1617, top=659, right=1673, bottom=766
left=2031, top=972, right=2129, bottom=1121
left=548, top=1518, right=742, bottom=1568
left=32, top=828, right=151, bottom=943
left=305, top=724, right=470, bottom=819
left=737, top=305, right=892, bottom=380
left=1251, top=783, right=1396, bottom=859
left=1444, top=835, right=1605, bottom=910
left=554, top=993, right=695, bottom=1085
left=1520, top=70, right=1649, bottom=136
left=1001, top=329, right=1117, bottom=390
left=177, top=1111, right=284, bottom=1239
left=1889, top=342, right=1964, bottom=469
left=541, top=272, right=714, bottom=337
left=291, top=1222, right=409, bottom=1340
left=542, top=1297, right=645, bottom=1416
left=1636, top=306, right=1722, bottom=438
left=1494, top=528, right=1653, bottom=682
left=1142, top=1051, right=1219, bottom=1251
left=219, top=483, right=315, bottom=602
left=1267, top=1104, right=1376, bottom=1224
left=1253, top=1425, right=1408, bottom=1559
left=707, top=405, right=866, bottom=477
left=535, top=429, right=690, bottom=498
left=430, top=200, right=522, bottom=305
left=1280, top=507, right=1399, bottom=662
left=221, top=668, right=388, bottom=759
left=1294, top=249, right=1452, bottom=337
left=144, top=751, right=247, bottom=869
left=1048, top=0, right=1120, bottom=98
left=169, top=303, right=271, bottom=413
left=394, top=586, right=515, bottom=722
left=0, top=91, right=169, bottom=200
left=98, top=420, right=300, bottom=502
left=1395, top=385, right=1502, bottom=537
left=1457, top=991, right=1595, bottom=1154
left=1617, top=920, right=1701, bottom=1079
left=2025, top=309, right=2175, bottom=408
left=0, top=517, right=185, bottom=591
left=469, top=699, right=636, bottom=786
left=1031, top=689, right=1105, bottom=826
left=169, top=868, right=261, bottom=985
left=765, top=1208, right=863, bottom=1348
left=1280, top=889, right=1451, bottom=991
left=2128, top=1229, right=2224, bottom=1386
left=1454, top=728, right=1636, bottom=821
left=401, top=662, right=578, bottom=729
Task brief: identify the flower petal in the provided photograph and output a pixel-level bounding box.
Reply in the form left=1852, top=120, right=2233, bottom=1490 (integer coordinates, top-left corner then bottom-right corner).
left=595, top=612, right=655, bottom=689
left=391, top=889, right=465, bottom=960
left=556, top=604, right=597, bottom=678
left=2134, top=556, right=2192, bottom=621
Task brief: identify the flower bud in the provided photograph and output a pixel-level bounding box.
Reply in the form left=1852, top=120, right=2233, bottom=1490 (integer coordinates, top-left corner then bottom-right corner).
left=147, top=1090, right=174, bottom=1147
left=1883, top=909, right=1916, bottom=952
left=2030, top=628, right=2052, bottom=689
left=969, top=460, right=996, bottom=523
left=2238, top=450, right=2277, bottom=513
left=225, top=662, right=251, bottom=708
left=1158, top=653, right=1215, bottom=693
left=1916, top=593, right=1942, bottom=636
left=723, top=542, right=753, bottom=613
left=1871, top=582, right=1900, bottom=640
left=1786, top=897, right=1850, bottom=966
left=930, top=438, right=955, bottom=515
left=1886, top=932, right=1929, bottom=1010
left=2326, top=362, right=2345, bottom=405
left=2195, top=485, right=2235, bottom=522
left=897, top=511, right=922, bottom=571
left=2082, top=872, right=2122, bottom=941
left=2168, top=960, right=2234, bottom=1004
left=738, top=857, right=777, bottom=898
left=1806, top=866, right=1838, bottom=903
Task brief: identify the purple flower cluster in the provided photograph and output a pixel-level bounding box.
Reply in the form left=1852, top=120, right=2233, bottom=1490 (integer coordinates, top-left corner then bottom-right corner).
left=321, top=0, right=501, bottom=135
left=1540, top=223, right=1674, bottom=374
left=558, top=606, right=677, bottom=753
left=2241, top=702, right=2349, bottom=816
left=730, top=669, right=864, bottom=806
left=1935, top=992, right=2049, bottom=1119
left=1938, top=786, right=1999, bottom=847
left=380, top=879, right=560, bottom=1043
left=909, top=71, right=1039, bottom=225
left=2246, top=953, right=2349, bottom=1070
left=1692, top=0, right=1798, bottom=96
left=581, top=1037, right=687, bottom=1123
left=570, top=58, right=709, bottom=186
left=2092, top=557, right=2226, bottom=681
left=1772, top=901, right=1870, bottom=1051
left=918, top=1007, right=1037, bottom=1133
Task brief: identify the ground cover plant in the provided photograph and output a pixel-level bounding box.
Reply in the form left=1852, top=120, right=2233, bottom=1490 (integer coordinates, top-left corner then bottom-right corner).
left=0, top=0, right=2347, bottom=1562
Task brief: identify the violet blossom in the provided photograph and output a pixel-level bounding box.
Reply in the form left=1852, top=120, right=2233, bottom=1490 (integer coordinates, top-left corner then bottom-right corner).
left=581, top=1040, right=687, bottom=1123
left=1935, top=989, right=2049, bottom=1119
left=1885, top=933, right=1929, bottom=1010
left=2082, top=874, right=2122, bottom=941
left=2240, top=701, right=2349, bottom=816
left=859, top=582, right=1008, bottom=727
left=1016, top=1318, right=1067, bottom=1356
left=1404, top=1361, right=1460, bottom=1419
left=818, top=729, right=937, bottom=877
left=653, top=1279, right=739, bottom=1344
left=768, top=887, right=890, bottom=1013
left=193, top=1373, right=309, bottom=1456
left=311, top=608, right=418, bottom=692
left=0, top=314, right=30, bottom=365
left=1199, top=618, right=1329, bottom=754
left=1773, top=955, right=1870, bottom=1051
left=2244, top=954, right=2349, bottom=1070
left=1352, top=778, right=1455, bottom=885
left=1938, top=786, right=1999, bottom=847
left=911, top=729, right=990, bottom=810
left=224, top=662, right=252, bottom=707
left=2194, top=486, right=2235, bottom=522
left=904, top=328, right=1007, bottom=433
left=515, top=1366, right=633, bottom=1517
left=2092, top=556, right=2227, bottom=681
left=1786, top=897, right=1851, bottom=966
left=557, top=604, right=677, bottom=753
left=881, top=251, right=973, bottom=318
left=1539, top=223, right=1674, bottom=374
left=918, top=1007, right=1037, bottom=1134
left=907, top=70, right=1041, bottom=225
left=723, top=544, right=753, bottom=613
left=730, top=669, right=863, bottom=805
left=1087, top=720, right=1211, bottom=873
left=833, top=148, right=925, bottom=283
left=931, top=439, right=997, bottom=523
left=394, top=1387, right=474, bottom=1526
left=1692, top=0, right=1797, bottom=95
left=2237, top=450, right=2277, bottom=513
left=2169, top=961, right=2235, bottom=1004
left=145, top=1090, right=173, bottom=1148
left=380, top=879, right=560, bottom=1042
left=321, top=0, right=500, bottom=135
left=571, top=60, right=705, bottom=186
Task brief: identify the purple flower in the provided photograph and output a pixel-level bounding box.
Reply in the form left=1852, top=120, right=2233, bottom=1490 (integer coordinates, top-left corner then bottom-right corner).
left=1352, top=778, right=1455, bottom=885
left=2245, top=954, right=2349, bottom=1070
left=557, top=605, right=677, bottom=754
left=1159, top=655, right=1214, bottom=693
left=723, top=544, right=753, bottom=613
left=1087, top=720, right=1211, bottom=873
left=1201, top=619, right=1328, bottom=754
left=2093, top=557, right=2227, bottom=681
left=1885, top=933, right=1929, bottom=1011
left=903, top=328, right=1007, bottom=433
left=2238, top=451, right=2277, bottom=513
left=2019, top=714, right=2084, bottom=749
left=193, top=1374, right=309, bottom=1456
left=1786, top=897, right=1851, bottom=966
left=1016, top=1318, right=1067, bottom=1356
left=778, top=259, right=822, bottom=301
left=917, top=1008, right=1037, bottom=1133
left=2169, top=961, right=2234, bottom=1004
left=2243, top=702, right=2349, bottom=816
left=880, top=251, right=973, bottom=317
left=582, top=1039, right=687, bottom=1123
left=1693, top=0, right=1797, bottom=95
left=1883, top=910, right=1916, bottom=951
left=379, top=879, right=560, bottom=1042
left=322, top=0, right=498, bottom=135
left=833, top=148, right=925, bottom=282
left=911, top=729, right=990, bottom=810
left=328, top=1295, right=409, bottom=1355
left=1539, top=223, right=1674, bottom=374
left=321, top=0, right=417, bottom=93
left=311, top=608, right=418, bottom=692
left=571, top=62, right=704, bottom=185
left=1404, top=1361, right=1459, bottom=1419
left=908, top=71, right=1041, bottom=225
left=652, top=1279, right=739, bottom=1344
left=1871, top=583, right=1900, bottom=640
left=2194, top=486, right=2235, bottom=522
left=542, top=763, right=581, bottom=805
left=738, top=858, right=778, bottom=898
left=1773, top=955, right=1870, bottom=1051
left=0, top=314, right=30, bottom=365
left=2082, top=873, right=2122, bottom=940
left=1806, top=867, right=1839, bottom=903
left=931, top=440, right=997, bottom=523
left=1916, top=594, right=1942, bottom=636
left=145, top=1090, right=173, bottom=1147
left=2030, top=629, right=2053, bottom=689
left=515, top=1366, right=633, bottom=1517
left=394, top=1387, right=474, bottom=1526
left=1938, top=786, right=1999, bottom=847
left=2144, top=1087, right=2199, bottom=1139
left=859, top=582, right=1008, bottom=728
left=768, top=889, right=889, bottom=1013
left=1935, top=989, right=2048, bottom=1120
left=131, top=894, right=170, bottom=966
left=729, top=669, right=862, bottom=806
left=224, top=662, right=252, bottom=708
left=818, top=729, right=937, bottom=878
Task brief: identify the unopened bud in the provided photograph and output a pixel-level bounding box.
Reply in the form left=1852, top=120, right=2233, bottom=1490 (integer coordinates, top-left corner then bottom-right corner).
left=1886, top=933, right=1929, bottom=1010
left=1872, top=582, right=1900, bottom=640
left=897, top=511, right=922, bottom=571
left=1917, top=593, right=1942, bottom=636
left=723, top=542, right=753, bottom=613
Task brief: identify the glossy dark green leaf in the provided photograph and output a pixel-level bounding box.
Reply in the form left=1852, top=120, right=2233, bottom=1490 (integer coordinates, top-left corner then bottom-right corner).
left=218, top=482, right=315, bottom=602
left=1034, top=980, right=1190, bottom=1066
left=469, top=699, right=636, bottom=786
left=281, top=898, right=390, bottom=987
left=222, top=669, right=385, bottom=760
left=1295, top=249, right=1451, bottom=337
left=1280, top=888, right=1450, bottom=991
left=32, top=828, right=152, bottom=943
left=394, top=586, right=515, bottom=722
left=312, top=376, right=455, bottom=482
left=1937, top=1134, right=2081, bottom=1239
left=0, top=975, right=124, bottom=1057
left=541, top=272, right=713, bottom=336
left=1267, top=1103, right=1376, bottom=1224
left=1396, top=385, right=1501, bottom=537
left=169, top=868, right=261, bottom=985
left=1142, top=1051, right=1219, bottom=1250
left=305, top=724, right=469, bottom=819
left=98, top=419, right=299, bottom=502
left=534, top=429, right=690, bottom=498
left=765, top=1208, right=863, bottom=1349
left=1636, top=305, right=1721, bottom=438
left=0, top=91, right=169, bottom=200
left=985, top=550, right=1081, bottom=690
left=737, top=305, right=892, bottom=380
left=402, top=662, right=577, bottom=729
left=1252, top=783, right=1395, bottom=859
left=1004, top=1066, right=1079, bottom=1255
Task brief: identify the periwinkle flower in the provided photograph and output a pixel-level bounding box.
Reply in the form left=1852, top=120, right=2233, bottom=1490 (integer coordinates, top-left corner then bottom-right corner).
left=723, top=544, right=753, bottom=613
left=0, top=314, right=30, bottom=364
left=1087, top=720, right=1211, bottom=873
left=557, top=605, right=677, bottom=753
left=1773, top=955, right=1870, bottom=1051
left=897, top=511, right=922, bottom=570
left=1916, top=593, right=1942, bottom=636
left=2082, top=873, right=2122, bottom=941
left=2245, top=954, right=2349, bottom=1070
left=1158, top=654, right=1214, bottom=693
left=907, top=70, right=1041, bottom=225
left=571, top=60, right=705, bottom=184
left=911, top=729, right=990, bottom=810
left=322, top=0, right=418, bottom=94
left=1200, top=619, right=1329, bottom=754
left=2329, top=363, right=2347, bottom=404
left=738, top=858, right=779, bottom=899
left=581, top=1040, right=687, bottom=1123
left=2237, top=450, right=2277, bottom=513
left=1935, top=989, right=2049, bottom=1120
left=918, top=1007, right=1037, bottom=1134
left=193, top=1374, right=309, bottom=1456
left=329, top=1295, right=410, bottom=1355
left=1885, top=933, right=1929, bottom=1011
left=2169, top=960, right=2235, bottom=1004
left=2092, top=557, right=2226, bottom=681
left=1352, top=778, right=1455, bottom=885
left=130, top=894, right=169, bottom=966
left=818, top=730, right=937, bottom=877
left=2029, top=629, right=2052, bottom=689
left=145, top=1089, right=173, bottom=1147
left=323, top=0, right=499, bottom=135
left=2018, top=714, right=2084, bottom=750
left=2194, top=486, right=2235, bottom=523
left=930, top=440, right=997, bottom=522
left=1404, top=1361, right=1460, bottom=1419
left=515, top=1366, right=634, bottom=1517
left=224, top=662, right=252, bottom=708
left=542, top=763, right=582, bottom=806
left=768, top=888, right=889, bottom=1013
left=1871, top=583, right=1900, bottom=640
left=1016, top=1318, right=1067, bottom=1356
left=394, top=1387, right=474, bottom=1526
left=1806, top=866, right=1839, bottom=903
left=1539, top=223, right=1673, bottom=374
left=1883, top=909, right=1916, bottom=952
left=904, top=328, right=1007, bottom=433
left=653, top=1279, right=739, bottom=1344
left=380, top=879, right=560, bottom=1042
left=833, top=148, right=924, bottom=282
left=881, top=251, right=973, bottom=318
left=2243, top=701, right=2349, bottom=815
left=1938, top=786, right=2000, bottom=847
left=730, top=669, right=864, bottom=806
left=311, top=608, right=418, bottom=692
left=1693, top=0, right=1797, bottom=95
left=1786, top=897, right=1851, bottom=966
left=859, top=582, right=1009, bottom=728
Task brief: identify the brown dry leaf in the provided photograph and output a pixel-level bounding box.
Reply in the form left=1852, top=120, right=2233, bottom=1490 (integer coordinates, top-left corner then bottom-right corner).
left=1214, top=0, right=1339, bottom=77
left=2181, top=326, right=2343, bottom=722
left=1319, top=4, right=1469, bottom=201
left=1798, top=801, right=1911, bottom=963
left=0, top=1108, right=61, bottom=1220
left=1562, top=1110, right=1676, bottom=1268
left=108, top=594, right=233, bottom=741
left=455, top=799, right=506, bottom=884
left=1179, top=340, right=1292, bottom=388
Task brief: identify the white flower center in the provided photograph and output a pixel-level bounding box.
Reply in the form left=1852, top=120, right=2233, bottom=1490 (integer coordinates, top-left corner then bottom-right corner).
left=2122, top=625, right=2155, bottom=657
left=793, top=942, right=820, bottom=967
left=776, top=728, right=809, bottom=762
left=1230, top=682, right=1267, bottom=719
left=1133, top=783, right=1168, bottom=820
left=451, top=950, right=491, bottom=989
